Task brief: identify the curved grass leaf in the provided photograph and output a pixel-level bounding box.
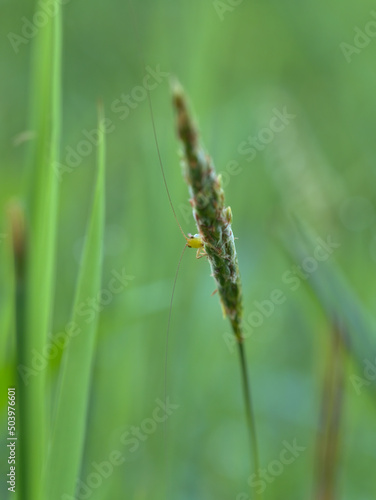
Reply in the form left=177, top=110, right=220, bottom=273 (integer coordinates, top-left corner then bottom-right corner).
left=45, top=104, right=106, bottom=499
left=281, top=218, right=376, bottom=387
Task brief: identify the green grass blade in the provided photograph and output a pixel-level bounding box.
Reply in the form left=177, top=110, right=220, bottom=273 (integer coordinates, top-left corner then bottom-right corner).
left=18, top=2, right=62, bottom=499
left=281, top=219, right=376, bottom=380
left=45, top=103, right=106, bottom=499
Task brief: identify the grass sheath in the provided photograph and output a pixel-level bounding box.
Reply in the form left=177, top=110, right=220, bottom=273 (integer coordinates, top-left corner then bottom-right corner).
left=172, top=81, right=261, bottom=497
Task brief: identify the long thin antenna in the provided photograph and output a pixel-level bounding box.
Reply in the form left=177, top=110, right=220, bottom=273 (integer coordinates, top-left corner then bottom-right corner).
left=162, top=242, right=187, bottom=493
left=128, top=4, right=190, bottom=496
left=145, top=91, right=188, bottom=241
left=129, top=0, right=187, bottom=242
left=164, top=243, right=188, bottom=409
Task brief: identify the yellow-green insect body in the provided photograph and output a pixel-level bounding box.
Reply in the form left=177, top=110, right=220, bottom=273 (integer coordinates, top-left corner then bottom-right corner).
left=186, top=233, right=206, bottom=258
left=186, top=233, right=203, bottom=249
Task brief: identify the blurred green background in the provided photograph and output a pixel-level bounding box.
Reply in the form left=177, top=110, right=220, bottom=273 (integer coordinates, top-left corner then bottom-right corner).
left=1, top=0, right=376, bottom=498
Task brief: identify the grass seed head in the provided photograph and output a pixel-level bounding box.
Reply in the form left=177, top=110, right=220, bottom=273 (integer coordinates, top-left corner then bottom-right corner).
left=172, top=81, right=244, bottom=340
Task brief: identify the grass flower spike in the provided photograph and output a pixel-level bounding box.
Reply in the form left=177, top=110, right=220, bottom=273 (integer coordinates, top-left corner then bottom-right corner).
left=172, top=81, right=243, bottom=340
left=172, top=80, right=261, bottom=498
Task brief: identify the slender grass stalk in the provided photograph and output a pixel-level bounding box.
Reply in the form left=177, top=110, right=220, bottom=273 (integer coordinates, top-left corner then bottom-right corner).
left=9, top=201, right=27, bottom=497
left=0, top=234, right=14, bottom=369
left=18, top=2, right=62, bottom=499
left=9, top=202, right=26, bottom=313
left=45, top=103, right=106, bottom=499
left=171, top=81, right=261, bottom=498
left=9, top=200, right=27, bottom=398
left=314, top=320, right=345, bottom=500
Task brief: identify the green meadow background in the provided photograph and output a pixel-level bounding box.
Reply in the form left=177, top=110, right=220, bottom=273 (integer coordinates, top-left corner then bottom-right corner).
left=1, top=0, right=376, bottom=499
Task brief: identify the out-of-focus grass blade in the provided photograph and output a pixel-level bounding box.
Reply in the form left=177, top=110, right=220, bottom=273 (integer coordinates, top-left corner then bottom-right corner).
left=313, top=321, right=345, bottom=500
left=281, top=217, right=376, bottom=387
left=45, top=103, right=106, bottom=499
left=18, top=2, right=62, bottom=499
left=0, top=229, right=14, bottom=369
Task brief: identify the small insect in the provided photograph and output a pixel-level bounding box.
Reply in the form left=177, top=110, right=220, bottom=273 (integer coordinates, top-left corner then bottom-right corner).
left=186, top=232, right=206, bottom=258
left=186, top=233, right=202, bottom=248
